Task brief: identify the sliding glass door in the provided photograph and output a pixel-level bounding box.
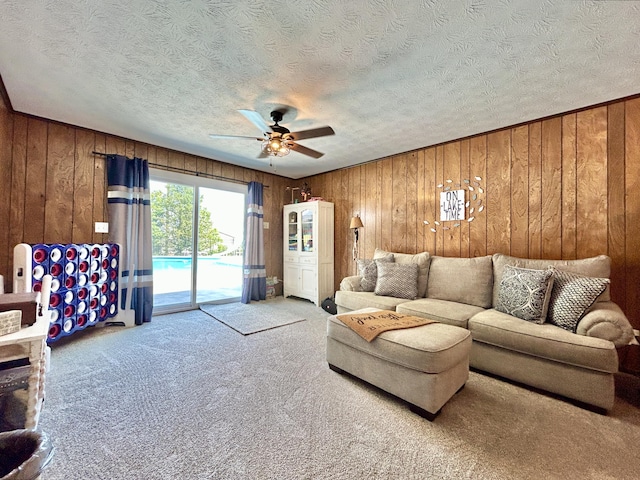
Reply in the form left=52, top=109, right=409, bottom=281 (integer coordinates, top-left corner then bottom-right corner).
left=195, top=187, right=245, bottom=304
left=150, top=169, right=246, bottom=312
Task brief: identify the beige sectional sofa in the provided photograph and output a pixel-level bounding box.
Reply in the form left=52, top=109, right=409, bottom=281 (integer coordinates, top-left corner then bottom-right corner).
left=334, top=249, right=637, bottom=411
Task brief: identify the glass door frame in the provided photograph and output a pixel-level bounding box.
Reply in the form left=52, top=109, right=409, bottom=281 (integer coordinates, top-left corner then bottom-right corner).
left=150, top=168, right=247, bottom=314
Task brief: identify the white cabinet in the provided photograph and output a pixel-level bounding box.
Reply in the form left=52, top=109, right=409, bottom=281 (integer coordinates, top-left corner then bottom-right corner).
left=283, top=201, right=334, bottom=306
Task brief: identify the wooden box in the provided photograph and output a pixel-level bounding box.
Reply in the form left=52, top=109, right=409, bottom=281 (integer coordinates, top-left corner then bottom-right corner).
left=0, top=293, right=39, bottom=326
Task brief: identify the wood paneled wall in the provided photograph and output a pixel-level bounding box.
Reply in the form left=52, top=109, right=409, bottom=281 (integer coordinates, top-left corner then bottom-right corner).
left=304, top=97, right=640, bottom=331
left=3, top=91, right=640, bottom=332
left=0, top=104, right=288, bottom=294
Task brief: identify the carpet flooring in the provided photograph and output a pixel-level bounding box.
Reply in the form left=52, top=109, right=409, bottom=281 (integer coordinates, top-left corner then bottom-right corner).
left=37, top=298, right=640, bottom=479
left=199, top=297, right=306, bottom=334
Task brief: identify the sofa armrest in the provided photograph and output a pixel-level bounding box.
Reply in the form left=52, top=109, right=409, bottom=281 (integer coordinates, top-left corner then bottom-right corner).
left=576, top=301, right=636, bottom=347
left=340, top=275, right=363, bottom=292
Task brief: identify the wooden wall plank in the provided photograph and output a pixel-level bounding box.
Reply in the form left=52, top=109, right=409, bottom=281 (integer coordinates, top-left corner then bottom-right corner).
left=469, top=137, right=487, bottom=257
left=24, top=118, right=48, bottom=244
left=391, top=154, right=407, bottom=253
left=106, top=135, right=126, bottom=156
left=541, top=118, right=562, bottom=259
left=92, top=133, right=107, bottom=243
left=185, top=154, right=198, bottom=173
left=416, top=150, right=427, bottom=254
left=511, top=125, right=529, bottom=258
left=459, top=140, right=470, bottom=257
left=380, top=159, right=393, bottom=252
left=607, top=102, right=626, bottom=310
left=125, top=140, right=135, bottom=158
left=169, top=150, right=185, bottom=170
left=210, top=159, right=222, bottom=177
left=44, top=123, right=75, bottom=243
left=486, top=130, right=511, bottom=255
left=576, top=107, right=608, bottom=258
left=561, top=114, right=577, bottom=259
left=73, top=129, right=95, bottom=243
left=220, top=162, right=235, bottom=183
left=624, top=97, right=640, bottom=329
left=9, top=116, right=27, bottom=255
left=134, top=142, right=148, bottom=161
left=155, top=147, right=169, bottom=168
left=434, top=146, right=445, bottom=256
left=528, top=122, right=542, bottom=259
left=407, top=151, right=418, bottom=254
left=196, top=154, right=208, bottom=175
left=373, top=162, right=382, bottom=254
left=0, top=97, right=13, bottom=280
left=364, top=162, right=377, bottom=259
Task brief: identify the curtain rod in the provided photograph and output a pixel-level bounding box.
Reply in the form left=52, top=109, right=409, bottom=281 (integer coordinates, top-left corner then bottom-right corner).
left=91, top=151, right=269, bottom=187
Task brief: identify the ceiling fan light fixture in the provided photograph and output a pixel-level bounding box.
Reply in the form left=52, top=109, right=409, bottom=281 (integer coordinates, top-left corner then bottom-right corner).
left=210, top=109, right=333, bottom=160
left=262, top=136, right=291, bottom=157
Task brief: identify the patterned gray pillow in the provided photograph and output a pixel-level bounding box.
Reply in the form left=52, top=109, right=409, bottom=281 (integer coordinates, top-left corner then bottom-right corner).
left=357, top=254, right=394, bottom=292
left=547, top=269, right=609, bottom=332
left=374, top=262, right=419, bottom=300
left=495, top=265, right=554, bottom=324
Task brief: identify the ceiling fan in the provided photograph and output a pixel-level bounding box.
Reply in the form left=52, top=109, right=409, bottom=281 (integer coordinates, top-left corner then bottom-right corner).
left=209, top=109, right=335, bottom=159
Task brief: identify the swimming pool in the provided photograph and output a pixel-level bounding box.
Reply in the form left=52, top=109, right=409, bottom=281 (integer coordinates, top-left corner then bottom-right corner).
left=153, top=256, right=243, bottom=271
left=153, top=255, right=243, bottom=305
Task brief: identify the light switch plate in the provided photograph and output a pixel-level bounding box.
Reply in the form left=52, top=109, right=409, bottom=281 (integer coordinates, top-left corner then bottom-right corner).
left=95, top=222, right=109, bottom=233
left=264, top=222, right=269, bottom=229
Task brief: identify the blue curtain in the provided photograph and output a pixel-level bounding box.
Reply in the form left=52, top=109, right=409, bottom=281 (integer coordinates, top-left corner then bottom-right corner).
left=241, top=181, right=266, bottom=303
left=106, top=155, right=153, bottom=324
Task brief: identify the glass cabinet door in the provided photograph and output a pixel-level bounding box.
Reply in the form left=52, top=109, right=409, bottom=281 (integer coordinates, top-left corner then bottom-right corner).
left=288, top=211, right=298, bottom=251
left=301, top=209, right=314, bottom=252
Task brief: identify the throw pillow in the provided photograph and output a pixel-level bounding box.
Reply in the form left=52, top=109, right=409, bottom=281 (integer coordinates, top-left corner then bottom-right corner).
left=547, top=269, right=610, bottom=332
left=357, top=254, right=394, bottom=292
left=495, top=265, right=554, bottom=324
left=374, top=262, right=419, bottom=300
left=374, top=249, right=430, bottom=297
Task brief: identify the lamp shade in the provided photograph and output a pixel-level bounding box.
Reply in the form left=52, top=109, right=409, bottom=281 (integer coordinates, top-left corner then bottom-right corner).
left=349, top=216, right=364, bottom=229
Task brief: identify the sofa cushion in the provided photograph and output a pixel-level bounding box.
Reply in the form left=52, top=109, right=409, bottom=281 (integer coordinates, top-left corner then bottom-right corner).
left=547, top=269, right=609, bottom=332
left=396, top=298, right=485, bottom=329
left=357, top=254, right=394, bottom=292
left=328, top=307, right=472, bottom=374
left=495, top=265, right=554, bottom=324
left=375, top=262, right=419, bottom=300
left=427, top=255, right=493, bottom=308
left=334, top=290, right=410, bottom=313
left=492, top=253, right=611, bottom=306
left=468, top=309, right=618, bottom=373
left=374, top=249, right=430, bottom=297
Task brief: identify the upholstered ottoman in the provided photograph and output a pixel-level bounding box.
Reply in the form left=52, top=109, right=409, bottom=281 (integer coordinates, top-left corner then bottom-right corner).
left=326, top=307, right=472, bottom=420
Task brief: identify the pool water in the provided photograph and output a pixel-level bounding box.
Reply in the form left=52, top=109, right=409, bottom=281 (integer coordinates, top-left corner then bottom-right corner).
left=153, top=256, right=243, bottom=306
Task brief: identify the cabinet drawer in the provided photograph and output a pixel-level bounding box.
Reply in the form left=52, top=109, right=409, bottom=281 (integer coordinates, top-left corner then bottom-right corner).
left=284, top=256, right=297, bottom=264
left=299, top=257, right=316, bottom=265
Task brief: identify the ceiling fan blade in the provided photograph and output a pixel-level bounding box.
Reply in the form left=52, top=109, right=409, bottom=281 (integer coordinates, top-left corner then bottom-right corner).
left=290, top=126, right=335, bottom=141
left=290, top=142, right=324, bottom=159
left=209, top=134, right=263, bottom=140
left=238, top=109, right=272, bottom=134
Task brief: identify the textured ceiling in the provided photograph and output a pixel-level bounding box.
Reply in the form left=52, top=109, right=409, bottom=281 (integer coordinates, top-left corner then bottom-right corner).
left=1, top=1, right=639, bottom=179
